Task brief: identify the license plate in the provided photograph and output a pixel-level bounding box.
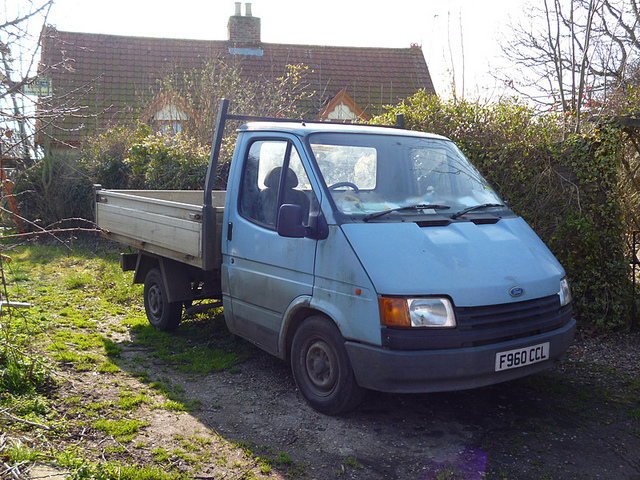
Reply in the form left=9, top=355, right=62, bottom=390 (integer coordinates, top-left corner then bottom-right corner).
left=495, top=342, right=550, bottom=372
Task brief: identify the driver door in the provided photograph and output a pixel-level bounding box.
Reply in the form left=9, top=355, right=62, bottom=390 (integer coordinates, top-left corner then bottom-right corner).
left=223, top=136, right=318, bottom=355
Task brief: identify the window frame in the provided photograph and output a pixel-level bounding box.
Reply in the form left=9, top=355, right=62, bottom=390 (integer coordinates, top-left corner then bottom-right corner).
left=238, top=137, right=314, bottom=231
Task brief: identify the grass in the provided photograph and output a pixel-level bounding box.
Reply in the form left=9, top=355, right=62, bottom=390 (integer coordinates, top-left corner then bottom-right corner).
left=435, top=468, right=464, bottom=480
left=342, top=456, right=363, bottom=470
left=1, top=441, right=43, bottom=463
left=128, top=314, right=252, bottom=375
left=67, top=463, right=186, bottom=480
left=337, top=456, right=364, bottom=476
left=117, top=389, right=149, bottom=411
left=0, top=242, right=302, bottom=480
left=93, top=418, right=144, bottom=442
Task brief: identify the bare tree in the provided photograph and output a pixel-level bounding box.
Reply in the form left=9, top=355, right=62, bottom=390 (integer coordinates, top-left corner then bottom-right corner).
left=590, top=0, right=640, bottom=84
left=157, top=60, right=315, bottom=147
left=0, top=0, right=53, bottom=161
left=500, top=0, right=639, bottom=129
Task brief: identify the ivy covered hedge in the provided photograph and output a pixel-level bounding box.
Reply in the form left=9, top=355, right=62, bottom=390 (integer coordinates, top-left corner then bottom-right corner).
left=377, top=92, right=631, bottom=329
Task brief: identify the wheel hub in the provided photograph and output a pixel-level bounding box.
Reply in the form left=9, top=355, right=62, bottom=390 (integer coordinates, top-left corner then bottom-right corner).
left=148, top=284, right=162, bottom=316
left=306, top=341, right=335, bottom=390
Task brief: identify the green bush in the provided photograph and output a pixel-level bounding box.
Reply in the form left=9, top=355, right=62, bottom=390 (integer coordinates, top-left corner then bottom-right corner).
left=82, top=123, right=151, bottom=189
left=11, top=124, right=149, bottom=229
left=376, top=93, right=631, bottom=329
left=84, top=127, right=210, bottom=191
left=13, top=153, right=94, bottom=229
left=550, top=122, right=630, bottom=328
left=127, top=134, right=209, bottom=190
left=12, top=125, right=210, bottom=229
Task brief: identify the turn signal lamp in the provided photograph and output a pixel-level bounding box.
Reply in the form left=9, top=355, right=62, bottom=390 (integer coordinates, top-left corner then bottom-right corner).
left=379, top=297, right=456, bottom=328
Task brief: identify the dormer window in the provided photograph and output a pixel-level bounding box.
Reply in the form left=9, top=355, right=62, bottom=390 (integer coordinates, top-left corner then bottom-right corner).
left=317, top=90, right=369, bottom=123
left=154, top=104, right=186, bottom=136
left=142, top=93, right=198, bottom=137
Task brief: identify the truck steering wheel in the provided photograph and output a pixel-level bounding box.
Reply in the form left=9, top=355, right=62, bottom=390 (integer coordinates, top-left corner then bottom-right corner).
left=328, top=182, right=360, bottom=193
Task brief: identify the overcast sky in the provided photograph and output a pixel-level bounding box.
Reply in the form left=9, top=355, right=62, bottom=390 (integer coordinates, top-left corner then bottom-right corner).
left=47, top=0, right=525, bottom=99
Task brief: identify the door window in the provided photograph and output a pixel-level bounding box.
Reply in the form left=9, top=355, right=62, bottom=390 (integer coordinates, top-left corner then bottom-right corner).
left=240, top=140, right=313, bottom=228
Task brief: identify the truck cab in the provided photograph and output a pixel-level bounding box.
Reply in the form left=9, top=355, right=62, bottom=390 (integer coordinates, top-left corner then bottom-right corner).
left=221, top=120, right=575, bottom=414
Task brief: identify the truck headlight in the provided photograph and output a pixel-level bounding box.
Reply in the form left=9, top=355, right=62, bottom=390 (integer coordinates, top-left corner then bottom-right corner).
left=379, top=297, right=456, bottom=328
left=559, top=276, right=572, bottom=307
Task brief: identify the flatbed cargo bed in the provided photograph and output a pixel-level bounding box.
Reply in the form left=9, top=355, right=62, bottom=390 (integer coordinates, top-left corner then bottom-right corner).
left=95, top=188, right=225, bottom=269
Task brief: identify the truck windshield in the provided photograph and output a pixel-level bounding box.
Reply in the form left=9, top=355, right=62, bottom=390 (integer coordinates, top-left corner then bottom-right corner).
left=309, top=133, right=504, bottom=220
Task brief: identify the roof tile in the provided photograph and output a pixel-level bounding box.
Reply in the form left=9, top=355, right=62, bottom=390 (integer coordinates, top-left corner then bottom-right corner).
left=40, top=27, right=435, bottom=144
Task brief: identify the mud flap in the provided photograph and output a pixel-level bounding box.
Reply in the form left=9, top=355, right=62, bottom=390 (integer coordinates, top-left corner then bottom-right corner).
left=131, top=253, right=193, bottom=304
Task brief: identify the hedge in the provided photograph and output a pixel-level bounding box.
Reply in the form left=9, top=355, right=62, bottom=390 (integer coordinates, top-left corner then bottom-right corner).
left=377, top=92, right=631, bottom=329
left=10, top=93, right=635, bottom=329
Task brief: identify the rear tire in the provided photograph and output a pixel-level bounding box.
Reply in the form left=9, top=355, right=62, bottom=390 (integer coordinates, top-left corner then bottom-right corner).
left=290, top=315, right=366, bottom=415
left=143, top=268, right=182, bottom=331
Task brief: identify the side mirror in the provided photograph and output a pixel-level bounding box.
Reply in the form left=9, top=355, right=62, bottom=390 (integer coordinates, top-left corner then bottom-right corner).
left=277, top=204, right=306, bottom=238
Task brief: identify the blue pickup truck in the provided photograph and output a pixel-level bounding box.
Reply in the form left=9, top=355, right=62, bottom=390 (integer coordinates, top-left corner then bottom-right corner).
left=95, top=100, right=576, bottom=414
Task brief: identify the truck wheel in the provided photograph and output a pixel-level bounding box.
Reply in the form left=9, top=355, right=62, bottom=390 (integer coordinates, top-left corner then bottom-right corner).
left=143, top=268, right=182, bottom=331
left=290, top=315, right=366, bottom=415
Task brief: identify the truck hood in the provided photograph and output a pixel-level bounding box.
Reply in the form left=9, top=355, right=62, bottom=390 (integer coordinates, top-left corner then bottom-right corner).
left=341, top=218, right=565, bottom=307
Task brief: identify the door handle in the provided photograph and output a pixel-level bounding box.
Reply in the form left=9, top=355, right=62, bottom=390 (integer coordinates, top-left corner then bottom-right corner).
left=227, top=222, right=233, bottom=241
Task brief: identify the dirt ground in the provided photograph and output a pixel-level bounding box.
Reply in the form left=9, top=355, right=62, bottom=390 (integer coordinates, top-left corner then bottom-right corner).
left=43, top=326, right=640, bottom=480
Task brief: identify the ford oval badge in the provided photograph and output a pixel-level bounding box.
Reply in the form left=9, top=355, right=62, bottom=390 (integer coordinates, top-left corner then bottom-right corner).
left=509, top=286, right=525, bottom=297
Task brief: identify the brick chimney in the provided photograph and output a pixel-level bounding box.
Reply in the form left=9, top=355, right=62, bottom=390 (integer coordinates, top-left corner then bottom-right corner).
left=228, top=2, right=261, bottom=46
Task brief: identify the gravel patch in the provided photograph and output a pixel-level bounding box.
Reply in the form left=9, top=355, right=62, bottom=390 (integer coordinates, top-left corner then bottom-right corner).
left=568, top=329, right=640, bottom=377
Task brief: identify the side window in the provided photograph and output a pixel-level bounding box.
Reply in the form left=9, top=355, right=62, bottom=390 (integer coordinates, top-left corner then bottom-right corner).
left=240, top=140, right=314, bottom=229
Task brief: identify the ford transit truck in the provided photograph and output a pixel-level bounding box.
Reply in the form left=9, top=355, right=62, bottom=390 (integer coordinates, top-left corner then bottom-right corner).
left=94, top=99, right=576, bottom=414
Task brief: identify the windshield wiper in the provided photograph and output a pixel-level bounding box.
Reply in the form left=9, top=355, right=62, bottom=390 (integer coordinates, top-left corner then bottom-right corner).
left=450, top=203, right=505, bottom=220
left=363, top=204, right=450, bottom=222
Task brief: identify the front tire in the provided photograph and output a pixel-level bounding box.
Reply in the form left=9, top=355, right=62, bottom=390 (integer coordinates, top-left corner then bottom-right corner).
left=143, top=268, right=182, bottom=331
left=291, top=315, right=366, bottom=415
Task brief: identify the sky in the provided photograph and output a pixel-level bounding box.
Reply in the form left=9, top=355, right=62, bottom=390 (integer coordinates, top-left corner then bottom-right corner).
left=46, top=0, right=525, bottom=99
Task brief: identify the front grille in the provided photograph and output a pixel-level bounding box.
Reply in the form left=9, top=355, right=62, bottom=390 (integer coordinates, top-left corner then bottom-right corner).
left=455, top=295, right=571, bottom=347
left=382, top=295, right=573, bottom=351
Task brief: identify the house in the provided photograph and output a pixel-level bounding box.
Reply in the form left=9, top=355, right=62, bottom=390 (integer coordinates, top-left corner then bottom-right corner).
left=37, top=3, right=435, bottom=154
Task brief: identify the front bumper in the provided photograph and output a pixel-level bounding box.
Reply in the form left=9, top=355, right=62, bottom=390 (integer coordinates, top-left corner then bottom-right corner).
left=345, top=317, right=576, bottom=393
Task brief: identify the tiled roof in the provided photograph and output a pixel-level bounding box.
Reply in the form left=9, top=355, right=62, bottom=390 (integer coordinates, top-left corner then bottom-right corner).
left=39, top=27, right=435, bottom=146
